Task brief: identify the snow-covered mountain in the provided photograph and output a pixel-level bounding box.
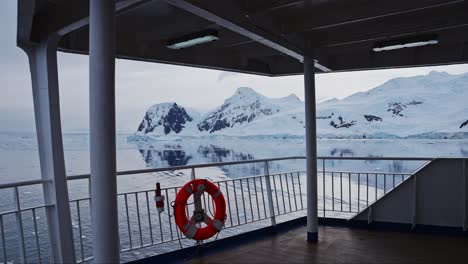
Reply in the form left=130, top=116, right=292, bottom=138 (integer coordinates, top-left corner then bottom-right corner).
left=136, top=103, right=200, bottom=136
left=197, top=87, right=305, bottom=135
left=133, top=71, right=468, bottom=139
left=315, top=71, right=468, bottom=139
left=134, top=87, right=305, bottom=137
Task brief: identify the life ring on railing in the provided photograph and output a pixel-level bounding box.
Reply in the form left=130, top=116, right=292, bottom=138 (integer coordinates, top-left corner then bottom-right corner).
left=174, top=179, right=226, bottom=240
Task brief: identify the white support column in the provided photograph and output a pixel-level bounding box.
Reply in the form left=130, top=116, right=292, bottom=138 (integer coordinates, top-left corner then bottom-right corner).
left=89, top=0, right=119, bottom=262
left=22, top=35, right=75, bottom=263
left=304, top=56, right=319, bottom=242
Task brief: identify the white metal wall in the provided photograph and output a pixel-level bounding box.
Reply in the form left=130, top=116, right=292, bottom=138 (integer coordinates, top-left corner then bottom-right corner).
left=355, top=159, right=468, bottom=230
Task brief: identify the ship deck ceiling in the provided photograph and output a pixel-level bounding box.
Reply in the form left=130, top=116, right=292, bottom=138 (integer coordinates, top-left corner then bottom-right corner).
left=17, top=0, right=468, bottom=76
left=188, top=225, right=468, bottom=264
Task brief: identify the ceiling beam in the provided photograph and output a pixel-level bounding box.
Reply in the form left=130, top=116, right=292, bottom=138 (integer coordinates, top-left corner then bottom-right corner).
left=282, top=0, right=466, bottom=35
left=321, top=24, right=468, bottom=49
left=16, top=0, right=36, bottom=46
left=58, top=30, right=283, bottom=76
left=246, top=1, right=304, bottom=15
left=165, top=0, right=331, bottom=72
left=58, top=0, right=153, bottom=36
left=322, top=40, right=468, bottom=72
left=307, top=5, right=468, bottom=48
left=304, top=0, right=465, bottom=32
left=30, top=0, right=153, bottom=42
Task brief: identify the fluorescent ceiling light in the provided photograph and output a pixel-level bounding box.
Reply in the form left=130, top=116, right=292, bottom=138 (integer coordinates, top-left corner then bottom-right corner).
left=373, top=40, right=438, bottom=52
left=167, top=30, right=219, bottom=50
left=167, top=35, right=218, bottom=49
left=372, top=35, right=438, bottom=52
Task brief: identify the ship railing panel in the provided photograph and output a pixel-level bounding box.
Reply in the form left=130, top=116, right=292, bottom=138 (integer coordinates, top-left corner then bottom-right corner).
left=0, top=156, right=433, bottom=263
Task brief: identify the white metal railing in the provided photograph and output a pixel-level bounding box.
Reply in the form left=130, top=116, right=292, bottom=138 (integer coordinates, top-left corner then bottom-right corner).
left=0, top=156, right=433, bottom=263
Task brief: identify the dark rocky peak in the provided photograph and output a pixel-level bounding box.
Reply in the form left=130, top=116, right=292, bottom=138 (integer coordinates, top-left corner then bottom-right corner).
left=460, top=120, right=468, bottom=129
left=137, top=102, right=193, bottom=135
left=364, top=115, right=382, bottom=122
left=330, top=116, right=356, bottom=128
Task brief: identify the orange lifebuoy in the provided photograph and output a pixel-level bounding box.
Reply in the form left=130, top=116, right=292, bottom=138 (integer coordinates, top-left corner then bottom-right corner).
left=174, top=179, right=226, bottom=240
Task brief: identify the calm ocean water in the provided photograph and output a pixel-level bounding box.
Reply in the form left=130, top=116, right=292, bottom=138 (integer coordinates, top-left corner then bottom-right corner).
left=2, top=132, right=468, bottom=184
left=1, top=132, right=467, bottom=262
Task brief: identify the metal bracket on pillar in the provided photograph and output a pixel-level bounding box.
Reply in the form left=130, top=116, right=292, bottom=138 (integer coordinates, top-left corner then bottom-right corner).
left=21, top=35, right=76, bottom=263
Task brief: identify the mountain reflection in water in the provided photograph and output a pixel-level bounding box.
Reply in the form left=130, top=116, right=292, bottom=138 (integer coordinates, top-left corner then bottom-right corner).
left=130, top=138, right=468, bottom=177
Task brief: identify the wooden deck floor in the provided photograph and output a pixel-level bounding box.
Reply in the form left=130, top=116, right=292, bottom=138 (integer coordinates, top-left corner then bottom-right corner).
left=189, top=225, right=468, bottom=263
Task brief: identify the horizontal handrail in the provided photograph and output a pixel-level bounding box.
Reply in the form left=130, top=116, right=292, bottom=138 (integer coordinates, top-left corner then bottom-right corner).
left=0, top=156, right=437, bottom=189
left=0, top=204, right=54, bottom=217
left=318, top=156, right=433, bottom=161
left=68, top=156, right=307, bottom=180
left=68, top=156, right=434, bottom=180
left=323, top=170, right=413, bottom=175
left=0, top=178, right=51, bottom=189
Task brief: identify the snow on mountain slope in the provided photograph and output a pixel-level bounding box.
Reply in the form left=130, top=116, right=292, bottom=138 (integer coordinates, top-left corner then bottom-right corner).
left=197, top=87, right=304, bottom=135
left=133, top=71, right=468, bottom=139
left=316, top=71, right=468, bottom=138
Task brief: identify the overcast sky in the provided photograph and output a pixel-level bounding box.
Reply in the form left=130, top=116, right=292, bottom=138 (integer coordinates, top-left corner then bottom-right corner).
left=2, top=0, right=468, bottom=133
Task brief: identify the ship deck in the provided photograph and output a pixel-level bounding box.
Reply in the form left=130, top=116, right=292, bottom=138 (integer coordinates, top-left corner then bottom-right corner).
left=188, top=225, right=468, bottom=264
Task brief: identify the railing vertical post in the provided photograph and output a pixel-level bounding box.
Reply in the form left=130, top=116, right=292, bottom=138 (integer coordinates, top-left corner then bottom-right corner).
left=21, top=35, right=75, bottom=263
left=189, top=168, right=197, bottom=219
left=358, top=173, right=360, bottom=212
left=412, top=175, right=418, bottom=229
left=463, top=159, right=467, bottom=232
left=264, top=161, right=276, bottom=226
left=322, top=159, right=326, bottom=218
left=366, top=173, right=369, bottom=207
left=1, top=216, right=7, bottom=263
left=304, top=56, right=319, bottom=242
left=88, top=177, right=91, bottom=199
left=13, top=187, right=26, bottom=263
left=191, top=167, right=196, bottom=180
left=331, top=172, right=334, bottom=211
